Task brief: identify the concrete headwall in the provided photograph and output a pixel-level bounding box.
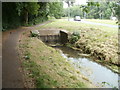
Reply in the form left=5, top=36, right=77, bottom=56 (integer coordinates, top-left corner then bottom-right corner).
left=39, top=35, right=60, bottom=43
left=31, top=29, right=70, bottom=44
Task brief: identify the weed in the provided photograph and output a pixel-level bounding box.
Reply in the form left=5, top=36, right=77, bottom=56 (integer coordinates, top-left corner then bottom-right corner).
left=22, top=32, right=26, bottom=35
left=57, top=71, right=66, bottom=77
left=70, top=75, right=77, bottom=80
left=40, top=56, right=46, bottom=60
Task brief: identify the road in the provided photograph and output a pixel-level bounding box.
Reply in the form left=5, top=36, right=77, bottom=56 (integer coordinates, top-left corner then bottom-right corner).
left=2, top=21, right=51, bottom=88
left=68, top=18, right=118, bottom=28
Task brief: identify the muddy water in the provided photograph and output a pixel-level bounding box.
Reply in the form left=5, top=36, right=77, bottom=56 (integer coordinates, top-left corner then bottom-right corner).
left=52, top=45, right=119, bottom=88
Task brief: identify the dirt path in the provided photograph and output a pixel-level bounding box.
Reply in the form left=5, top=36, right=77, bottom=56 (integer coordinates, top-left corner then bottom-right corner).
left=2, top=21, right=51, bottom=88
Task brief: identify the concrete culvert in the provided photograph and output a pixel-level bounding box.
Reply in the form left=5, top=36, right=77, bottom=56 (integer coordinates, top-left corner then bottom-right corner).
left=32, top=29, right=70, bottom=44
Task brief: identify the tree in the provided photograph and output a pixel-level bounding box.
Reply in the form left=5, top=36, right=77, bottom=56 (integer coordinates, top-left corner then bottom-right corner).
left=16, top=2, right=40, bottom=25
left=87, top=1, right=120, bottom=19
left=63, top=5, right=84, bottom=18
left=63, top=0, right=75, bottom=20
left=2, top=2, right=22, bottom=29
left=114, top=2, right=120, bottom=21
left=2, top=2, right=65, bottom=30
left=49, top=2, right=63, bottom=19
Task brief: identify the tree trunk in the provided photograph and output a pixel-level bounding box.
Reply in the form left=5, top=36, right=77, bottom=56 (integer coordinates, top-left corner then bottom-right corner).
left=24, top=10, right=28, bottom=25
left=67, top=1, right=70, bottom=21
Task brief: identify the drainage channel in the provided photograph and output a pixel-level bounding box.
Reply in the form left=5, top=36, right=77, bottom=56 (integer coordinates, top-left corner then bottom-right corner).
left=50, top=45, right=119, bottom=88
left=36, top=29, right=119, bottom=88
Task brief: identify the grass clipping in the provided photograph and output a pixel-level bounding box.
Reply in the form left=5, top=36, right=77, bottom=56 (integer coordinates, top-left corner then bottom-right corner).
left=19, top=33, right=95, bottom=88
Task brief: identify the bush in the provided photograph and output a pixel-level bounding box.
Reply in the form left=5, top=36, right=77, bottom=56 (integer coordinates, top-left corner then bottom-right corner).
left=72, top=31, right=80, bottom=39
left=31, top=33, right=38, bottom=37
left=69, top=31, right=80, bottom=44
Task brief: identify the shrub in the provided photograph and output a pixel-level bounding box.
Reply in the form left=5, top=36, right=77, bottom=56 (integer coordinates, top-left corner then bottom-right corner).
left=72, top=31, right=80, bottom=39
left=69, top=31, right=80, bottom=44
left=31, top=33, right=38, bottom=37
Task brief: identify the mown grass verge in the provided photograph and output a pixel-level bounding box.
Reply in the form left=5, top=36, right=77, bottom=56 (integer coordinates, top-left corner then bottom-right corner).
left=36, top=19, right=119, bottom=73
left=83, top=19, right=117, bottom=25
left=18, top=30, right=95, bottom=88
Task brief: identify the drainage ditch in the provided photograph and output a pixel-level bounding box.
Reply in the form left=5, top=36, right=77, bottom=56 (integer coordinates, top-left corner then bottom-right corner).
left=51, top=45, right=119, bottom=88
left=33, top=29, right=119, bottom=88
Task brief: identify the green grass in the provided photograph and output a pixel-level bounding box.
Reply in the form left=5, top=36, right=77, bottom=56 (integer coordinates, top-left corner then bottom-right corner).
left=36, top=19, right=118, bottom=34
left=19, top=32, right=95, bottom=88
left=83, top=19, right=117, bottom=25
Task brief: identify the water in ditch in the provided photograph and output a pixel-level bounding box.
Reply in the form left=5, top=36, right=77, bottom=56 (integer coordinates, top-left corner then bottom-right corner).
left=51, top=45, right=119, bottom=88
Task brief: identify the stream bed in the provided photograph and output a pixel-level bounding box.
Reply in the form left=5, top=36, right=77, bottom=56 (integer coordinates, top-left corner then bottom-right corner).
left=51, top=45, right=119, bottom=88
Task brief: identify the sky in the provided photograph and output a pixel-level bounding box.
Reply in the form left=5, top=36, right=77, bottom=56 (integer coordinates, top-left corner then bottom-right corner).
left=63, top=0, right=87, bottom=8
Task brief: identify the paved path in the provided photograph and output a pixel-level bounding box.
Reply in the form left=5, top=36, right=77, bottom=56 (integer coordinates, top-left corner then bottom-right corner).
left=2, top=28, right=25, bottom=88
left=2, top=21, right=51, bottom=88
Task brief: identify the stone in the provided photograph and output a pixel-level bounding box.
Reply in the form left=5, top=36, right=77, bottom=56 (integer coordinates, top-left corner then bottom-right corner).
left=30, top=30, right=40, bottom=36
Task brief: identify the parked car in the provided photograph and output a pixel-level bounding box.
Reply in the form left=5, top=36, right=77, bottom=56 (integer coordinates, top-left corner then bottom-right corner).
left=74, top=16, right=81, bottom=21
left=110, top=17, right=117, bottom=21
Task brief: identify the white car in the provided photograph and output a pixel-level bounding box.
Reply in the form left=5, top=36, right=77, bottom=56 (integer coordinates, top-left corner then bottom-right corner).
left=74, top=16, right=81, bottom=21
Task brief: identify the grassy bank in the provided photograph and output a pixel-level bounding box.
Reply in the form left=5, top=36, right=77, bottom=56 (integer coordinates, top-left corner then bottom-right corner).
left=18, top=30, right=95, bottom=88
left=36, top=19, right=119, bottom=73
